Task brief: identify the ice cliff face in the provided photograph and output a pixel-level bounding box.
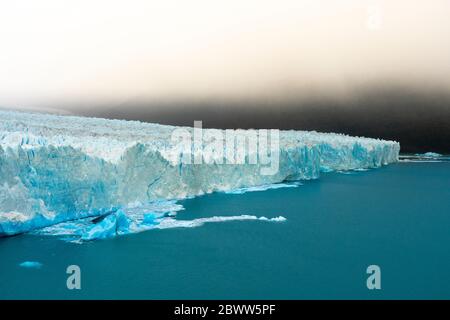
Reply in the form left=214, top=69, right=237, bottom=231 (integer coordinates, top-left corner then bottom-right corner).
left=0, top=110, right=399, bottom=236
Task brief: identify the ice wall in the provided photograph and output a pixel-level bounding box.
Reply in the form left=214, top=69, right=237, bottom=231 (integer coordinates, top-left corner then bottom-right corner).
left=0, top=110, right=399, bottom=236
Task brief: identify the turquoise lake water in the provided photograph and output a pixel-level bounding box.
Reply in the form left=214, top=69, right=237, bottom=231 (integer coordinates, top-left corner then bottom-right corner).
left=0, top=161, right=449, bottom=299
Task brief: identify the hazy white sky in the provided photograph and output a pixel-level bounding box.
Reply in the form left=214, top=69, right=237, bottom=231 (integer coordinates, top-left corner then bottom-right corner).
left=1, top=0, right=450, bottom=111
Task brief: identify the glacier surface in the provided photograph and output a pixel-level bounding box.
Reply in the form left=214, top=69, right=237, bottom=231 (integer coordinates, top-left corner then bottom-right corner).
left=0, top=110, right=399, bottom=238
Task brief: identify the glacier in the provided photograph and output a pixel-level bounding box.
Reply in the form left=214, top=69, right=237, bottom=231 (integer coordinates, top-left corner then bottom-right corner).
left=0, top=110, right=399, bottom=238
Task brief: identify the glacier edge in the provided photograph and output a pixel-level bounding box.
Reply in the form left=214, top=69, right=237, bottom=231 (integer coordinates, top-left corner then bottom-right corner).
left=0, top=110, right=400, bottom=236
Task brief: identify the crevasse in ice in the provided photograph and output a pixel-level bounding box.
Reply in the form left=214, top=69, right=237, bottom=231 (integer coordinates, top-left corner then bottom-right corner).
left=0, top=110, right=400, bottom=236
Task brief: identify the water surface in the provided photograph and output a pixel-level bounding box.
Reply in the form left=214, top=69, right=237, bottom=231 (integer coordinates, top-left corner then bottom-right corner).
left=1, top=162, right=449, bottom=299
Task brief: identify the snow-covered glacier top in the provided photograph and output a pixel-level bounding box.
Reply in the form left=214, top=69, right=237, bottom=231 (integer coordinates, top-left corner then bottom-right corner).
left=0, top=110, right=399, bottom=237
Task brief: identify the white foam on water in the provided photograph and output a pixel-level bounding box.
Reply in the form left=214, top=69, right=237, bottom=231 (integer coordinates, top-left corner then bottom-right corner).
left=155, top=215, right=287, bottom=230
left=224, top=182, right=302, bottom=194
left=399, top=160, right=444, bottom=163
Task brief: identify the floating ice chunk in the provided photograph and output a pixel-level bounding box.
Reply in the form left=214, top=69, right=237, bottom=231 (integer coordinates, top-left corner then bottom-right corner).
left=81, top=213, right=119, bottom=241
left=19, top=261, right=43, bottom=269
left=399, top=153, right=448, bottom=163
left=417, top=152, right=442, bottom=157
left=67, top=209, right=132, bottom=241
left=143, top=213, right=157, bottom=225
